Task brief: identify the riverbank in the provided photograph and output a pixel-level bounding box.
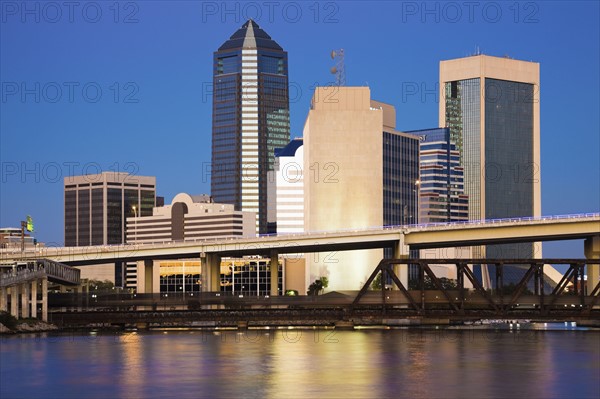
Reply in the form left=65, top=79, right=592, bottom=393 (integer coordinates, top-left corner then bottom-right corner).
left=0, top=320, right=59, bottom=334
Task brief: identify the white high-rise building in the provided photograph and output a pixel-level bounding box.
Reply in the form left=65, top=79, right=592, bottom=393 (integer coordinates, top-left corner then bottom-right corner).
left=274, top=139, right=304, bottom=234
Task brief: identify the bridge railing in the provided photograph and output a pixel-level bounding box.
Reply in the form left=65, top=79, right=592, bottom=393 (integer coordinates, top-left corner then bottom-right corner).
left=1, top=213, right=598, bottom=259
left=0, top=259, right=80, bottom=287
left=40, top=259, right=80, bottom=285
left=0, top=268, right=46, bottom=288
left=400, top=212, right=600, bottom=231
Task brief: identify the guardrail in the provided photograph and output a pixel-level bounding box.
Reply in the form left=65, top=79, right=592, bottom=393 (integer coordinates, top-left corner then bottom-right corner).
left=1, top=213, right=598, bottom=260
left=0, top=259, right=80, bottom=288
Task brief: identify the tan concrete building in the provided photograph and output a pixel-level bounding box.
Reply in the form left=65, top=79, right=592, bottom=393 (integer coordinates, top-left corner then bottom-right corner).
left=126, top=193, right=256, bottom=244
left=303, top=87, right=419, bottom=291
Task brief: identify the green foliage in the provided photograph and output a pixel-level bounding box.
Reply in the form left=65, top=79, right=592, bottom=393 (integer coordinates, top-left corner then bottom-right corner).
left=408, top=276, right=458, bottom=290
left=0, top=311, right=18, bottom=330
left=371, top=272, right=383, bottom=290
left=307, top=276, right=329, bottom=295
left=88, top=279, right=115, bottom=292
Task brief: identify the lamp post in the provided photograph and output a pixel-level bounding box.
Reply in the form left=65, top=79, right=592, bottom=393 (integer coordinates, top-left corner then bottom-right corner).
left=231, top=263, right=235, bottom=295
left=132, top=205, right=137, bottom=243
left=20, top=220, right=26, bottom=255
left=414, top=179, right=421, bottom=225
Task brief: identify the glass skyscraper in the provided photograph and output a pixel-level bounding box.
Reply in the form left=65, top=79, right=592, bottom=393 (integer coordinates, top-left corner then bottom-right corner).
left=406, top=127, right=469, bottom=224
left=382, top=129, right=420, bottom=268
left=440, top=55, right=541, bottom=287
left=383, top=131, right=420, bottom=228
left=211, top=20, right=290, bottom=234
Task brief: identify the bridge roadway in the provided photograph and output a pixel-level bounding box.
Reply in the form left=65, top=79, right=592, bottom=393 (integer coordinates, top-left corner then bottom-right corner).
left=2, top=213, right=598, bottom=264
left=2, top=213, right=599, bottom=294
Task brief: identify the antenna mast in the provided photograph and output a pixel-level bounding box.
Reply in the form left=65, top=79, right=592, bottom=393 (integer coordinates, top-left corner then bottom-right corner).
left=330, top=49, right=346, bottom=86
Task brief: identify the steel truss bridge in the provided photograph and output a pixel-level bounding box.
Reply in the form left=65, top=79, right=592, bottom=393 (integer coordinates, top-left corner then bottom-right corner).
left=353, top=258, right=600, bottom=317
left=47, top=258, right=600, bottom=328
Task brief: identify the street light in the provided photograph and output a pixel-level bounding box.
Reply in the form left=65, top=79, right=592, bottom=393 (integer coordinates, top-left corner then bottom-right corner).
left=132, top=205, right=137, bottom=243
left=415, top=179, right=421, bottom=224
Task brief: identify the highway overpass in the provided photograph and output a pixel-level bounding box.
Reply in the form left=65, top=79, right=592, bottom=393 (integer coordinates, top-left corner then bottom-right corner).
left=1, top=213, right=599, bottom=294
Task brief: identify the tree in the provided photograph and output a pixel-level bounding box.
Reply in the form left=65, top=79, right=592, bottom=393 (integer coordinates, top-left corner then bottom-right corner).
left=88, top=279, right=115, bottom=292
left=307, top=276, right=329, bottom=295
left=371, top=272, right=383, bottom=290
left=408, top=276, right=458, bottom=290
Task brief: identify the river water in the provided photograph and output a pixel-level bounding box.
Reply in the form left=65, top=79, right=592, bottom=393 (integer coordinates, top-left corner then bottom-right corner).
left=1, top=325, right=599, bottom=399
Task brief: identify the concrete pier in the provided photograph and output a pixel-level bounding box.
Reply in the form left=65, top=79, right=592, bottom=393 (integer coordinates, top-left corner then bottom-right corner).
left=0, top=259, right=79, bottom=322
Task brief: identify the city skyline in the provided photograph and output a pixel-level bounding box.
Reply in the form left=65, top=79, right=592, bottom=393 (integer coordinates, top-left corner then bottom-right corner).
left=1, top=2, right=599, bottom=261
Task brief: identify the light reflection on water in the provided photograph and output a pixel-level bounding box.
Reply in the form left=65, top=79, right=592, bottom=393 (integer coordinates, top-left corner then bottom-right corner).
left=1, top=326, right=599, bottom=399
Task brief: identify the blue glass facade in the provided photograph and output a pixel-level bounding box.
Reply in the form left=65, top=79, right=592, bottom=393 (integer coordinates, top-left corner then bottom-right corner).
left=407, top=127, right=469, bottom=224
left=211, top=21, right=290, bottom=234
left=444, top=75, right=537, bottom=286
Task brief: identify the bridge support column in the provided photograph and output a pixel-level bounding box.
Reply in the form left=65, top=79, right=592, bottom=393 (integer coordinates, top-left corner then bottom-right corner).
left=202, top=254, right=221, bottom=293
left=59, top=285, right=67, bottom=312
left=137, top=259, right=160, bottom=294
left=20, top=283, right=30, bottom=319
left=270, top=252, right=279, bottom=296
left=41, top=278, right=48, bottom=322
left=393, top=236, right=410, bottom=289
left=585, top=236, right=600, bottom=295
left=0, top=288, right=7, bottom=313
left=30, top=280, right=37, bottom=319
left=144, top=260, right=153, bottom=294
left=9, top=286, right=18, bottom=319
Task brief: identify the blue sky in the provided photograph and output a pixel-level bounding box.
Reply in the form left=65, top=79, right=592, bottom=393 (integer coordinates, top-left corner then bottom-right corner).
left=1, top=1, right=599, bottom=258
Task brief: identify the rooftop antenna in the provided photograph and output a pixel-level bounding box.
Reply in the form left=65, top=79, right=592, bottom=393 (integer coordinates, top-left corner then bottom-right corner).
left=330, top=49, right=346, bottom=86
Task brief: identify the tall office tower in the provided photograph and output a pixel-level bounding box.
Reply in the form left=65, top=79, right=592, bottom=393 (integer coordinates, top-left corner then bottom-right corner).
left=211, top=20, right=290, bottom=234
left=64, top=172, right=156, bottom=286
left=440, top=55, right=541, bottom=286
left=406, top=127, right=470, bottom=284
left=303, top=87, right=419, bottom=291
left=406, top=127, right=469, bottom=224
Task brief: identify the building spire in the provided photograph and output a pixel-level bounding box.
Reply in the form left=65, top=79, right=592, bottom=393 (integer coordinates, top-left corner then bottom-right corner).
left=218, top=19, right=283, bottom=51
left=242, top=19, right=257, bottom=48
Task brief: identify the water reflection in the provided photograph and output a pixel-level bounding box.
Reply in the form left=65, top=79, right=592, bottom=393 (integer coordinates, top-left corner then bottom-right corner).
left=1, top=328, right=598, bottom=399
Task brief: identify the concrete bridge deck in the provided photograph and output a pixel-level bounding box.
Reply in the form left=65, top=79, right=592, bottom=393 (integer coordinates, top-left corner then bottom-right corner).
left=1, top=213, right=598, bottom=265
